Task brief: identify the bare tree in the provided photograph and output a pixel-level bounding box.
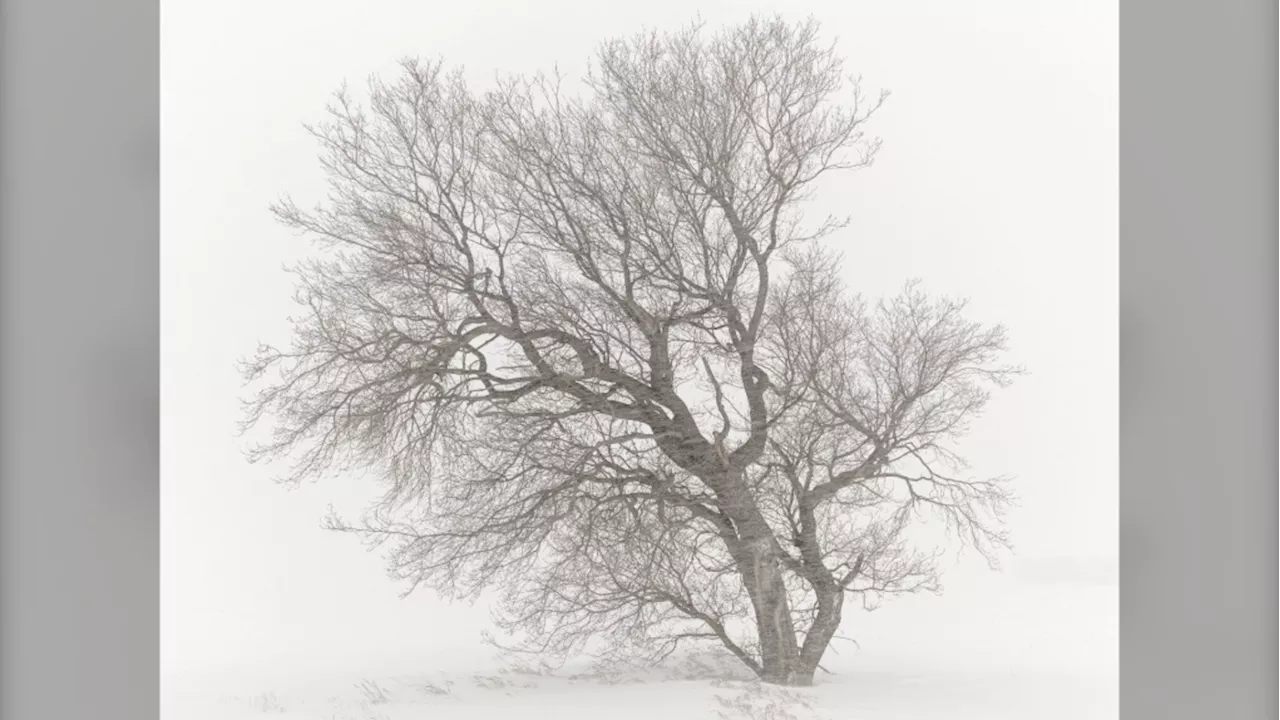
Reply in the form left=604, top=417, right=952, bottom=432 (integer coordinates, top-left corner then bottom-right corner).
left=239, top=16, right=1018, bottom=687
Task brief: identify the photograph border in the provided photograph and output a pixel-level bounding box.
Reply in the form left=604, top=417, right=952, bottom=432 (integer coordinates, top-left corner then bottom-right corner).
left=0, top=1, right=1274, bottom=718
left=0, top=0, right=160, bottom=718
left=1119, top=0, right=1278, bottom=717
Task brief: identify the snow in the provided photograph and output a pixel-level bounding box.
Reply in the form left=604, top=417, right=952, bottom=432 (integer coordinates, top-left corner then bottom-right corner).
left=162, top=576, right=1117, bottom=719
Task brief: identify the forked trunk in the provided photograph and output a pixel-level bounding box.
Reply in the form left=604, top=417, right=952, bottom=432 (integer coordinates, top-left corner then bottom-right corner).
left=743, top=543, right=845, bottom=687
left=719, top=485, right=842, bottom=687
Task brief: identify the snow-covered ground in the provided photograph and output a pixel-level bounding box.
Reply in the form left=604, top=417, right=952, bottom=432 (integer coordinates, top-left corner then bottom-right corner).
left=162, top=575, right=1117, bottom=719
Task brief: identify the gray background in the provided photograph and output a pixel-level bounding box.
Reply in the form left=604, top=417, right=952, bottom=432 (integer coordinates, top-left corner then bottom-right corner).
left=0, top=1, right=1273, bottom=719
left=1, top=1, right=159, bottom=719
left=1119, top=0, right=1278, bottom=717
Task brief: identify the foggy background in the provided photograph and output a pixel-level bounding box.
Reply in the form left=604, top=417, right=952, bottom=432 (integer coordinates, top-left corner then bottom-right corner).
left=161, top=0, right=1117, bottom=685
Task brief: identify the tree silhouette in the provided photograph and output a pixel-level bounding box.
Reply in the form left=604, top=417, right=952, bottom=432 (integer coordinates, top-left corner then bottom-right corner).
left=240, top=16, right=1017, bottom=686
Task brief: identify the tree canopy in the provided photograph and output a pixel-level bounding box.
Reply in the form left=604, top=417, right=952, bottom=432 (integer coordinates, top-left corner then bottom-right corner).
left=240, top=15, right=1017, bottom=686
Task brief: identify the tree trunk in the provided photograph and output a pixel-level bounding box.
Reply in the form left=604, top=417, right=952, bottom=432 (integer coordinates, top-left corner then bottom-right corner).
left=737, top=533, right=804, bottom=685
left=716, top=481, right=837, bottom=687
left=794, top=588, right=844, bottom=686
left=751, top=568, right=801, bottom=683
left=740, top=538, right=844, bottom=687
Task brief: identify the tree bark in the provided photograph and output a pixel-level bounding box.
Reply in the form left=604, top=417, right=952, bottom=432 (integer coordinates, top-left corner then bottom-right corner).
left=732, top=518, right=804, bottom=686
left=794, top=589, right=844, bottom=686
left=732, top=527, right=845, bottom=686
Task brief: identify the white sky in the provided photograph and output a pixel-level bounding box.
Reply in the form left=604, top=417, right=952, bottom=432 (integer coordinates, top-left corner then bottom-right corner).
left=161, top=0, right=1117, bottom=679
